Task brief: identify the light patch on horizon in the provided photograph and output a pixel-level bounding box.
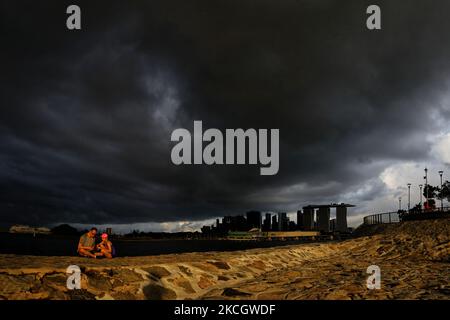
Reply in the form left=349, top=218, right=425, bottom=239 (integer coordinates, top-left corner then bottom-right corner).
left=68, top=218, right=218, bottom=234
left=432, top=133, right=450, bottom=165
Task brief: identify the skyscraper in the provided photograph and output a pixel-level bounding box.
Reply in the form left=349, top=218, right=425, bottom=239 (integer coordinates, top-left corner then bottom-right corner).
left=271, top=215, right=278, bottom=231
left=263, top=213, right=271, bottom=231
left=278, top=212, right=288, bottom=231
left=246, top=211, right=262, bottom=230
left=303, top=207, right=315, bottom=230
left=296, top=210, right=303, bottom=230
left=336, top=206, right=348, bottom=232
left=317, top=207, right=330, bottom=232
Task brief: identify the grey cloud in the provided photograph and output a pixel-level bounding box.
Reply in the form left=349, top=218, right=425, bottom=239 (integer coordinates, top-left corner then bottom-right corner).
left=1, top=0, right=450, bottom=228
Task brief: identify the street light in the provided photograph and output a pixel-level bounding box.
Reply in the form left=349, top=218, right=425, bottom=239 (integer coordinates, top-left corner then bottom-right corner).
left=424, top=167, right=428, bottom=202
left=407, top=183, right=411, bottom=211
left=439, top=170, right=444, bottom=211
left=419, top=184, right=423, bottom=209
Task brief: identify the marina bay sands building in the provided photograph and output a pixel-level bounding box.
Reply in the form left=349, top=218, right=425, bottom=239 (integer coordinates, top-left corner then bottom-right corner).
left=301, top=203, right=354, bottom=233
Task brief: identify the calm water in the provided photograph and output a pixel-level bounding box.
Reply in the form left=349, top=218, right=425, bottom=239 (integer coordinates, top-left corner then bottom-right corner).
left=0, top=233, right=314, bottom=257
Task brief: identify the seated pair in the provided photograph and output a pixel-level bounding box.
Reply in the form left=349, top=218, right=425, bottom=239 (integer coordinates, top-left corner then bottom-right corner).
left=77, top=227, right=114, bottom=259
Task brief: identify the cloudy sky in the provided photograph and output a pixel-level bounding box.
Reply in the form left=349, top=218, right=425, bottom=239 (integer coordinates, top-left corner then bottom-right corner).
left=1, top=0, right=450, bottom=232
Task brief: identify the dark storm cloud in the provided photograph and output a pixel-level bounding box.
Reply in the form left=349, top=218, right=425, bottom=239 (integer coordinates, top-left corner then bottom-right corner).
left=1, top=0, right=450, bottom=226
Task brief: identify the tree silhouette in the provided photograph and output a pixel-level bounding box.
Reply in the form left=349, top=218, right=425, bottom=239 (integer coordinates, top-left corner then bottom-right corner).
left=423, top=184, right=439, bottom=199
left=438, top=181, right=450, bottom=202
left=51, top=224, right=79, bottom=235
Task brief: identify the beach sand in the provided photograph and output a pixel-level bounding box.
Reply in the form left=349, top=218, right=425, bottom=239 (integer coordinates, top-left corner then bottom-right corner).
left=0, top=218, right=448, bottom=300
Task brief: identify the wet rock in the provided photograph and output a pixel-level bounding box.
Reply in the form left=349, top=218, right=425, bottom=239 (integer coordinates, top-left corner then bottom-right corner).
left=242, top=283, right=269, bottom=293
left=222, top=288, right=252, bottom=297
left=191, top=262, right=220, bottom=273
left=47, top=289, right=68, bottom=300
left=256, top=290, right=287, bottom=299
left=111, top=291, right=138, bottom=300
left=173, top=278, right=196, bottom=294
left=144, top=266, right=171, bottom=279
left=42, top=273, right=67, bottom=291
left=197, top=276, right=215, bottom=289
left=113, top=268, right=143, bottom=283
left=178, top=265, right=192, bottom=276
left=95, top=292, right=114, bottom=300
left=207, top=261, right=230, bottom=270
left=86, top=271, right=112, bottom=292
left=143, top=284, right=177, bottom=300
left=248, top=260, right=266, bottom=270
left=67, top=289, right=96, bottom=300
left=0, top=274, right=35, bottom=294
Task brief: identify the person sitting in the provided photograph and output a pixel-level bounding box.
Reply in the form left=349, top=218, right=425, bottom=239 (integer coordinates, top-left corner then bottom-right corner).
left=95, top=233, right=114, bottom=259
left=77, top=227, right=98, bottom=258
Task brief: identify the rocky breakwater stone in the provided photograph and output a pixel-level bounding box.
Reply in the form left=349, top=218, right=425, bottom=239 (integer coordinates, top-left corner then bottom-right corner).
left=141, top=266, right=177, bottom=299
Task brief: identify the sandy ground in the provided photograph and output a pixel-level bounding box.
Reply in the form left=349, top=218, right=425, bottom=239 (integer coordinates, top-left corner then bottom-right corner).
left=0, top=218, right=448, bottom=300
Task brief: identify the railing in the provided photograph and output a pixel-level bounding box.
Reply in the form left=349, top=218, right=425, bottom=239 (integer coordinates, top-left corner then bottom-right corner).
left=363, top=212, right=400, bottom=225
left=363, top=206, right=450, bottom=225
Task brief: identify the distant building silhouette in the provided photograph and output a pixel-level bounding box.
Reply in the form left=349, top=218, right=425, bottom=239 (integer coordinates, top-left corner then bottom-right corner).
left=263, top=213, right=271, bottom=231
left=330, top=218, right=336, bottom=232
left=303, top=207, right=315, bottom=230
left=222, top=215, right=247, bottom=232
left=288, top=221, right=296, bottom=230
left=296, top=210, right=303, bottom=230
left=201, top=225, right=211, bottom=233
left=246, top=211, right=261, bottom=230
left=271, top=215, right=278, bottom=231
left=278, top=212, right=288, bottom=231
left=317, top=207, right=331, bottom=232
left=302, top=203, right=354, bottom=232
left=335, top=206, right=348, bottom=232
left=200, top=203, right=354, bottom=237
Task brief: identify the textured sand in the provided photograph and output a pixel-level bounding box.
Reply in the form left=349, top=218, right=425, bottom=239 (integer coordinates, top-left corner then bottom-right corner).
left=0, top=218, right=448, bottom=300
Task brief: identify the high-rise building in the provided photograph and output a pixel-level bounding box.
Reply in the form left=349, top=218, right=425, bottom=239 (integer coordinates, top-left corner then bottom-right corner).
left=301, top=203, right=354, bottom=233
left=303, top=207, right=315, bottom=230
left=330, top=218, right=336, bottom=232
left=271, top=215, right=278, bottom=231
left=263, top=213, right=271, bottom=231
left=246, top=211, right=262, bottom=230
left=296, top=210, right=303, bottom=230
left=222, top=215, right=247, bottom=231
left=234, top=215, right=247, bottom=231
left=336, top=206, right=348, bottom=232
left=201, top=225, right=211, bottom=234
left=317, top=207, right=330, bottom=232
left=278, top=212, right=288, bottom=231
left=289, top=221, right=296, bottom=231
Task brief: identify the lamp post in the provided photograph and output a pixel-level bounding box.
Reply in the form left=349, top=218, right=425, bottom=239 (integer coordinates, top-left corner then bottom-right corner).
left=407, top=183, right=411, bottom=211
left=439, top=170, right=444, bottom=211
left=424, top=167, right=428, bottom=205
left=419, top=184, right=423, bottom=210
left=398, top=197, right=402, bottom=211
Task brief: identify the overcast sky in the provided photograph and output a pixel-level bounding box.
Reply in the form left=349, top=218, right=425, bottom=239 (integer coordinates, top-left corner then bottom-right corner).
left=1, top=0, right=450, bottom=232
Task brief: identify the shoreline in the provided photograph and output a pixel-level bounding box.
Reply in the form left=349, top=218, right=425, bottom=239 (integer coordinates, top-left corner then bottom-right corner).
left=0, top=232, right=334, bottom=257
